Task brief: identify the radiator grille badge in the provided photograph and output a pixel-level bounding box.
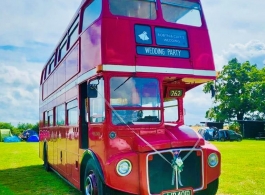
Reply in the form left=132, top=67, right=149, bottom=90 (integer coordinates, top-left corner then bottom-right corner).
left=171, top=150, right=184, bottom=186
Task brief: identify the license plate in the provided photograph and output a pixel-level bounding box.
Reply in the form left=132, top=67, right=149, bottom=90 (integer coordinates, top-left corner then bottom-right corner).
left=161, top=188, right=193, bottom=195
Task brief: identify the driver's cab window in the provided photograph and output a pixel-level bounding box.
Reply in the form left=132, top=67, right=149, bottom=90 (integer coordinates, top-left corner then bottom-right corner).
left=164, top=98, right=178, bottom=122
left=89, top=78, right=105, bottom=123
left=110, top=77, right=161, bottom=125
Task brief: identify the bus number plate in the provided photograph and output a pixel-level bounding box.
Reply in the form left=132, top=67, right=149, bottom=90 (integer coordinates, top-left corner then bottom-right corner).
left=161, top=188, right=193, bottom=195
left=169, top=89, right=183, bottom=97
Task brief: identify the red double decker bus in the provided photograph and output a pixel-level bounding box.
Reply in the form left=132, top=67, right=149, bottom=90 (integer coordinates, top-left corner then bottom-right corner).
left=39, top=0, right=221, bottom=194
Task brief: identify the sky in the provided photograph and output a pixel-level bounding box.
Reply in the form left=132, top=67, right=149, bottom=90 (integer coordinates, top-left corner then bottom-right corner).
left=0, top=1, right=265, bottom=126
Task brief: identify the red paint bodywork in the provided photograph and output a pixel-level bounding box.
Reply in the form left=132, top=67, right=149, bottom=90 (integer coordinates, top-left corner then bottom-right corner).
left=39, top=0, right=220, bottom=194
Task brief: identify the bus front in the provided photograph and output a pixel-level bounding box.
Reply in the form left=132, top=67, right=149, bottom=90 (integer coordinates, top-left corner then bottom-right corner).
left=85, top=0, right=221, bottom=194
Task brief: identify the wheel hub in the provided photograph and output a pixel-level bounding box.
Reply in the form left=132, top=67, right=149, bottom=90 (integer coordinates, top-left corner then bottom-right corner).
left=85, top=173, right=97, bottom=195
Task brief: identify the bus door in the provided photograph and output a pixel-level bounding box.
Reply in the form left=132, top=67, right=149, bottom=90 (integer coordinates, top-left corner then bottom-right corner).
left=79, top=82, right=89, bottom=149
left=87, top=78, right=106, bottom=150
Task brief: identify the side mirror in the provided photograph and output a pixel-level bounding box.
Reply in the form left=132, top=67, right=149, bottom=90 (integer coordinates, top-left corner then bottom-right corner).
left=87, top=84, right=98, bottom=98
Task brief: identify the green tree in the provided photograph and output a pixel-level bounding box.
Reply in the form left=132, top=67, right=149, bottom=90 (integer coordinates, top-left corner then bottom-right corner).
left=31, top=122, right=39, bottom=134
left=17, top=122, right=34, bottom=130
left=203, top=58, right=263, bottom=122
left=246, top=67, right=265, bottom=120
left=0, top=122, right=14, bottom=130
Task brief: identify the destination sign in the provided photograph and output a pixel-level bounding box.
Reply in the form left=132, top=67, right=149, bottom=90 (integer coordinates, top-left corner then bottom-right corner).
left=136, top=46, right=189, bottom=58
left=155, top=27, right=188, bottom=48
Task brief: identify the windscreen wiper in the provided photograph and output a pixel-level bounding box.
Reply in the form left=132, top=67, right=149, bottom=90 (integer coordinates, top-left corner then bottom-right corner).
left=113, top=77, right=132, bottom=91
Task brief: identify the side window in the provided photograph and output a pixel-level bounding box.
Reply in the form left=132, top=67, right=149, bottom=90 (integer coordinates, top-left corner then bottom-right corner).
left=89, top=78, right=105, bottom=123
left=58, top=36, right=68, bottom=62
left=69, top=16, right=79, bottom=48
left=67, top=99, right=78, bottom=125
left=82, top=0, right=102, bottom=31
left=44, top=111, right=48, bottom=126
left=164, top=98, right=178, bottom=122
left=56, top=104, right=65, bottom=125
left=48, top=109, right=54, bottom=126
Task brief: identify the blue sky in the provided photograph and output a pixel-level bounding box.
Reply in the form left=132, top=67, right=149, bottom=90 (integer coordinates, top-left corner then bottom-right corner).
left=0, top=0, right=265, bottom=126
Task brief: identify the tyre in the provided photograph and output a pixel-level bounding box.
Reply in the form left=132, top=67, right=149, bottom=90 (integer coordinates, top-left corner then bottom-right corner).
left=220, top=137, right=225, bottom=141
left=82, top=159, right=106, bottom=195
left=195, top=178, right=219, bottom=195
left=82, top=159, right=134, bottom=195
left=237, top=137, right=242, bottom=142
left=43, top=144, right=50, bottom=172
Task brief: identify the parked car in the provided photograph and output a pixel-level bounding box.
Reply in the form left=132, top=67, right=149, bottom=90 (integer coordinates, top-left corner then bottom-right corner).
left=218, top=129, right=242, bottom=142
left=198, top=127, right=217, bottom=141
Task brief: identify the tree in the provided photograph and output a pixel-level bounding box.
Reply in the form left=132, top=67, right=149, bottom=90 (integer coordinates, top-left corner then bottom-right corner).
left=17, top=122, right=34, bottom=130
left=203, top=58, right=264, bottom=122
left=17, top=122, right=39, bottom=134
left=0, top=122, right=13, bottom=130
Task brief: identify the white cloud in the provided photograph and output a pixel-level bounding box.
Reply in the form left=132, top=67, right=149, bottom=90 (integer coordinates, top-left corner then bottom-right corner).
left=214, top=40, right=265, bottom=70
left=0, top=1, right=81, bottom=126
left=0, top=64, right=40, bottom=125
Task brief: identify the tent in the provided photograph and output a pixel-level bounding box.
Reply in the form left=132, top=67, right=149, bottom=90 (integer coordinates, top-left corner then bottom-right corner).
left=0, top=129, right=12, bottom=142
left=27, top=135, right=39, bottom=142
left=21, top=129, right=37, bottom=140
left=3, top=136, right=21, bottom=142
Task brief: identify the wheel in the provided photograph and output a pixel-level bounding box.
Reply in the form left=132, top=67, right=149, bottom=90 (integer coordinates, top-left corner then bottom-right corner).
left=237, top=137, right=242, bottom=142
left=43, top=144, right=50, bottom=172
left=195, top=178, right=219, bottom=195
left=82, top=159, right=134, bottom=195
left=82, top=159, right=106, bottom=195
left=220, top=137, right=225, bottom=141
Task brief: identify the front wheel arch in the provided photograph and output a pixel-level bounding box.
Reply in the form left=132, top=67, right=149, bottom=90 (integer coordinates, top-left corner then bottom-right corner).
left=80, top=151, right=105, bottom=193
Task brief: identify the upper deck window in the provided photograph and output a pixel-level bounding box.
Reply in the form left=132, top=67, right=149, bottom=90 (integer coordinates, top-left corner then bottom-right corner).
left=58, top=36, right=68, bottom=62
left=69, top=16, right=79, bottom=48
left=45, top=65, right=50, bottom=79
left=82, top=0, right=102, bottom=31
left=48, top=54, right=55, bottom=74
left=109, top=0, right=157, bottom=19
left=161, top=0, right=202, bottom=27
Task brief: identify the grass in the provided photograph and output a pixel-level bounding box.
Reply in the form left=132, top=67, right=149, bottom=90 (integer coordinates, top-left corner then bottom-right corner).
left=0, top=142, right=80, bottom=195
left=212, top=140, right=265, bottom=195
left=0, top=140, right=265, bottom=195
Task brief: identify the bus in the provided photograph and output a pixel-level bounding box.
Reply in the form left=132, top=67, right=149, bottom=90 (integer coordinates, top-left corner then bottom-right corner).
left=39, top=0, right=221, bottom=194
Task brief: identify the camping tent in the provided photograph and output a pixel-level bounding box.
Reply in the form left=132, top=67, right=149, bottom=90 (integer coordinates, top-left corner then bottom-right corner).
left=27, top=135, right=39, bottom=142
left=21, top=129, right=37, bottom=141
left=4, top=136, right=21, bottom=142
left=0, top=129, right=12, bottom=142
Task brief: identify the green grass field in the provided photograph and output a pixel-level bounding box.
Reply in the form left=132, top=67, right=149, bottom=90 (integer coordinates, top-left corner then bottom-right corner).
left=0, top=140, right=264, bottom=195
left=0, top=142, right=80, bottom=195
left=213, top=140, right=265, bottom=195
